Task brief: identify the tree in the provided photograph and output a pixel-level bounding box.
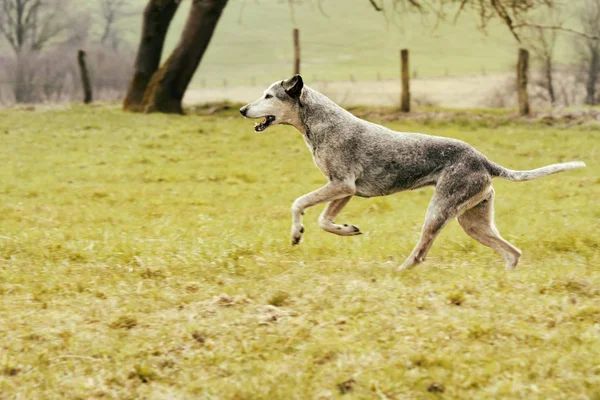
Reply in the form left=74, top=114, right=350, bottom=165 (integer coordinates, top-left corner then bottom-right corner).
left=123, top=0, right=228, bottom=114
left=99, top=0, right=138, bottom=50
left=142, top=0, right=228, bottom=113
left=122, top=0, right=181, bottom=112
left=522, top=10, right=563, bottom=105
left=0, top=0, right=72, bottom=102
left=0, top=0, right=70, bottom=53
left=573, top=0, right=600, bottom=105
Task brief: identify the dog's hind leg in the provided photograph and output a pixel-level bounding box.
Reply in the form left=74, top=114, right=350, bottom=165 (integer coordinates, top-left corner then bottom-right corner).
left=318, top=196, right=362, bottom=236
left=398, top=168, right=492, bottom=272
left=397, top=197, right=456, bottom=271
left=457, top=187, right=521, bottom=269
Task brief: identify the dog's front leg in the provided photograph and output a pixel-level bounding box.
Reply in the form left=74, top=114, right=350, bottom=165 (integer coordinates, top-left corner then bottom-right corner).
left=291, top=180, right=356, bottom=245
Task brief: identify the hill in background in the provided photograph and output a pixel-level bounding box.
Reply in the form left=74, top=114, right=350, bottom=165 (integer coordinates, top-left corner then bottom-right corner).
left=151, top=0, right=581, bottom=88
left=0, top=0, right=585, bottom=89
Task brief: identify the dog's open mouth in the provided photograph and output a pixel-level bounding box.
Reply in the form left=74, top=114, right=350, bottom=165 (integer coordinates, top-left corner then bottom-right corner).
left=254, top=115, right=276, bottom=132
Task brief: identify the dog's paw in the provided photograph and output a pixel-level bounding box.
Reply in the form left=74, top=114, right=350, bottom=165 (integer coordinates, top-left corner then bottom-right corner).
left=329, top=223, right=362, bottom=236
left=343, top=224, right=362, bottom=236
left=396, top=264, right=411, bottom=273
left=397, top=257, right=419, bottom=272
left=291, top=224, right=304, bottom=245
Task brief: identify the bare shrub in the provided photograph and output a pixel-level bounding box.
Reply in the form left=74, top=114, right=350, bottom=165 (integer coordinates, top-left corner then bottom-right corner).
left=0, top=54, right=12, bottom=105
left=531, top=66, right=585, bottom=108
left=412, top=92, right=438, bottom=107
left=87, top=47, right=135, bottom=101
left=483, top=66, right=586, bottom=110
left=3, top=54, right=40, bottom=103
left=0, top=47, right=134, bottom=105
left=573, top=0, right=600, bottom=105
left=522, top=11, right=562, bottom=105
left=554, top=66, right=585, bottom=107
left=482, top=76, right=517, bottom=108
left=37, top=50, right=79, bottom=102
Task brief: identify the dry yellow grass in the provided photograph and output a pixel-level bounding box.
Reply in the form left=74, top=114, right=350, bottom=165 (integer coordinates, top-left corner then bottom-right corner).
left=0, top=105, right=598, bottom=399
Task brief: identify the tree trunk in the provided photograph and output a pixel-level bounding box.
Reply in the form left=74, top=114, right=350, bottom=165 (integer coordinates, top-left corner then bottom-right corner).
left=544, top=57, right=555, bottom=105
left=586, top=47, right=599, bottom=106
left=122, top=0, right=181, bottom=112
left=142, top=0, right=229, bottom=114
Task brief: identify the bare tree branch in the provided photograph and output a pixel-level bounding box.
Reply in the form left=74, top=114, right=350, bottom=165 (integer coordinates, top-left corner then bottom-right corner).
left=407, top=0, right=422, bottom=10
left=316, top=0, right=330, bottom=17
left=453, top=0, right=469, bottom=24
left=490, top=0, right=519, bottom=41
left=514, top=23, right=600, bottom=41
left=0, top=0, right=71, bottom=53
left=520, top=9, right=563, bottom=105
left=368, top=0, right=580, bottom=43
left=97, top=0, right=138, bottom=49
left=368, top=0, right=382, bottom=12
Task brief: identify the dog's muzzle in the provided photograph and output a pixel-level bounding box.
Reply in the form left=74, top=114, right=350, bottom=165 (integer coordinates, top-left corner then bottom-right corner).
left=254, top=115, right=276, bottom=132
left=240, top=106, right=275, bottom=132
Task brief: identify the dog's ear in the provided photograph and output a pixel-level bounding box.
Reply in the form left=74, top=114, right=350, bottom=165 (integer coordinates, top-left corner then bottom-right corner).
left=283, top=74, right=303, bottom=98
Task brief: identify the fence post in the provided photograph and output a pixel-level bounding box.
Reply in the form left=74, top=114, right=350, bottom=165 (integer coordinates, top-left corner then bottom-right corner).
left=400, top=48, right=410, bottom=112
left=77, top=50, right=92, bottom=104
left=293, top=28, right=300, bottom=75
left=517, top=48, right=530, bottom=116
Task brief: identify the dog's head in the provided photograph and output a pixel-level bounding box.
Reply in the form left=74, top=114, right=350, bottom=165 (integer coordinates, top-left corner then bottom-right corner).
left=239, top=75, right=304, bottom=132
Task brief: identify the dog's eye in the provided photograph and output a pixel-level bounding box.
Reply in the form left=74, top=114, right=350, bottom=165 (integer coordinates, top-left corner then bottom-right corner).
left=265, top=94, right=273, bottom=99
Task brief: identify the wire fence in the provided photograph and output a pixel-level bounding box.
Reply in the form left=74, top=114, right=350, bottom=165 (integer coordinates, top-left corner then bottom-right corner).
left=0, top=75, right=497, bottom=108
left=0, top=46, right=589, bottom=109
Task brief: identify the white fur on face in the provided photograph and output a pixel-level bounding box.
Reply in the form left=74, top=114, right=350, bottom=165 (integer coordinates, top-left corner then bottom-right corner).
left=244, top=83, right=281, bottom=118
left=242, top=82, right=297, bottom=126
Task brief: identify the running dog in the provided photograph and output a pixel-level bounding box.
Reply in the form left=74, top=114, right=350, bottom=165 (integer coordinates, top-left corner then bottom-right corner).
left=239, top=75, right=586, bottom=271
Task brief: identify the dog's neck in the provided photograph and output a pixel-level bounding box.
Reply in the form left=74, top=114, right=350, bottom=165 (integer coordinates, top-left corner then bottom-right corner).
left=290, top=86, right=355, bottom=150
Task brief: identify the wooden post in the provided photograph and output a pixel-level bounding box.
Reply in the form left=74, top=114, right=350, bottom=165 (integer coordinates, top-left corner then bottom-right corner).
left=293, top=28, right=300, bottom=75
left=517, top=48, right=530, bottom=116
left=77, top=50, right=92, bottom=104
left=400, top=48, right=410, bottom=112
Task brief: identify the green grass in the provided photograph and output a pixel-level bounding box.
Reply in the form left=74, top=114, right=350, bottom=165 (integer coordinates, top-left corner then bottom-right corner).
left=0, top=105, right=599, bottom=399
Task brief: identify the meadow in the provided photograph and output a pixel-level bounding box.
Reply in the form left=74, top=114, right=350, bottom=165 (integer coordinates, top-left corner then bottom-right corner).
left=0, top=105, right=599, bottom=399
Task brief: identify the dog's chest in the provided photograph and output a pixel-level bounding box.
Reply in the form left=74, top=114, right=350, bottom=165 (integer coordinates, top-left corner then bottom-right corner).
left=311, top=151, right=329, bottom=177
left=302, top=136, right=330, bottom=177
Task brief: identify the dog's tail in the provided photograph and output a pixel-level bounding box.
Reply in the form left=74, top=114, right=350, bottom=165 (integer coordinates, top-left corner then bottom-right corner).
left=487, top=160, right=586, bottom=182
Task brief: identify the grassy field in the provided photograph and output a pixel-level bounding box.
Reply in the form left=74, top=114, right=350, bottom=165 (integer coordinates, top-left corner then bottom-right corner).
left=0, top=105, right=599, bottom=399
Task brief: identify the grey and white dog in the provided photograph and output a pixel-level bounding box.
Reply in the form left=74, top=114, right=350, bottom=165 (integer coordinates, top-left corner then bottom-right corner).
left=240, top=75, right=586, bottom=271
